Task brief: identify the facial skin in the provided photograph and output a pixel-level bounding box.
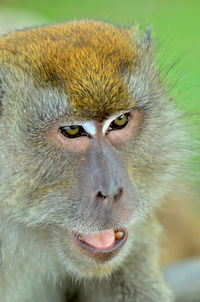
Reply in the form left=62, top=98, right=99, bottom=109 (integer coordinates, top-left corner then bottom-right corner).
left=0, top=20, right=187, bottom=301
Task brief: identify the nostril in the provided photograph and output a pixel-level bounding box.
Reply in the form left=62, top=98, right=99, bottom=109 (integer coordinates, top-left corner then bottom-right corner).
left=96, top=191, right=107, bottom=199
left=114, top=187, right=123, bottom=201
left=96, top=188, right=123, bottom=201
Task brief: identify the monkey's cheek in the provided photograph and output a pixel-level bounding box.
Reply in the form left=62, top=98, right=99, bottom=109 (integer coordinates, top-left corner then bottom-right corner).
left=66, top=228, right=128, bottom=263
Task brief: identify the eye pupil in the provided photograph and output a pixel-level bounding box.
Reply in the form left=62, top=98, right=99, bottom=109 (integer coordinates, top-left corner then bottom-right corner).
left=117, top=116, right=123, bottom=120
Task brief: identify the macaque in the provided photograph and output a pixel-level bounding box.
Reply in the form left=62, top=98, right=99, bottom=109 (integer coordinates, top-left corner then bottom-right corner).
left=0, top=20, right=188, bottom=302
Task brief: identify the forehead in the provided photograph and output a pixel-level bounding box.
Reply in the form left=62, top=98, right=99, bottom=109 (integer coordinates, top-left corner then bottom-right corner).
left=0, top=20, right=138, bottom=120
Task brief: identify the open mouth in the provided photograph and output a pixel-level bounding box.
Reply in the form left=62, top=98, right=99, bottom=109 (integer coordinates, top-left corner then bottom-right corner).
left=71, top=228, right=128, bottom=254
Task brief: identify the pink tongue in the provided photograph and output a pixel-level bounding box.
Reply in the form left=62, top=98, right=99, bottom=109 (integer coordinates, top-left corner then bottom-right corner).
left=81, top=229, right=115, bottom=250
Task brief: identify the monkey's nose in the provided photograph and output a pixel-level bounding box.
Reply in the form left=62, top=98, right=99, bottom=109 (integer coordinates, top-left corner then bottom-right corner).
left=96, top=187, right=123, bottom=203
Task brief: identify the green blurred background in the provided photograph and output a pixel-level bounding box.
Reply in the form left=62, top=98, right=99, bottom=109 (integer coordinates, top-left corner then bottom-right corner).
left=0, top=0, right=200, bottom=189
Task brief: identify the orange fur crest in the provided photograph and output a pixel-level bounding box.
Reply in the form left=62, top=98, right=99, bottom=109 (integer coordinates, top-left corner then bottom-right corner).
left=0, top=20, right=139, bottom=119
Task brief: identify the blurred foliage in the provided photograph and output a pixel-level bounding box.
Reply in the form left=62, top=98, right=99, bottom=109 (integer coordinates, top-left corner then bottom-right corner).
left=0, top=0, right=199, bottom=187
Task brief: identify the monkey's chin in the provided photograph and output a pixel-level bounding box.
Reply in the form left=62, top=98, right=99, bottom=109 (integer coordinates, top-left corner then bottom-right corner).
left=69, top=228, right=128, bottom=262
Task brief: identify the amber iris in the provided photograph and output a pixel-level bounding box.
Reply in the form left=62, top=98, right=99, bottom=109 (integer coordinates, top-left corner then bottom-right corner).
left=109, top=114, right=129, bottom=130
left=59, top=125, right=87, bottom=138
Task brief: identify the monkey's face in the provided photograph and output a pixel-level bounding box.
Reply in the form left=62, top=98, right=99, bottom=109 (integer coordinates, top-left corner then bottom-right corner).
left=46, top=109, right=142, bottom=272
left=0, top=20, right=185, bottom=279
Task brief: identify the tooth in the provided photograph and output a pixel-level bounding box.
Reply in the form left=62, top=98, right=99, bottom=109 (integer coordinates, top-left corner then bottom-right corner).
left=78, top=235, right=83, bottom=241
left=115, top=231, right=124, bottom=240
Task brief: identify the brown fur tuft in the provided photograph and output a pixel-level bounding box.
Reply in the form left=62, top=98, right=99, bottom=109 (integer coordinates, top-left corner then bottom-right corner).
left=0, top=20, right=139, bottom=120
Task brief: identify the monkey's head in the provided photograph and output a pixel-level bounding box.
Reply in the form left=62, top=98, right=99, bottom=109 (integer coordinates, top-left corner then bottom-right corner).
left=0, top=20, right=185, bottom=279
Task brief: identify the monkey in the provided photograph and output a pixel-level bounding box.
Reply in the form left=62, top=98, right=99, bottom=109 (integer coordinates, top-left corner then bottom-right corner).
left=0, top=20, right=189, bottom=302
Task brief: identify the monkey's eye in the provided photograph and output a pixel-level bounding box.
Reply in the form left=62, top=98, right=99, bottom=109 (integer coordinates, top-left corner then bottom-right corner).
left=59, top=125, right=88, bottom=138
left=108, top=114, right=129, bottom=131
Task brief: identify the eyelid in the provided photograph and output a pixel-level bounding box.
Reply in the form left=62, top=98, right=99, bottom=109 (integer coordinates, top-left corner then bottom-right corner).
left=102, top=112, right=130, bottom=134
left=81, top=121, right=96, bottom=136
